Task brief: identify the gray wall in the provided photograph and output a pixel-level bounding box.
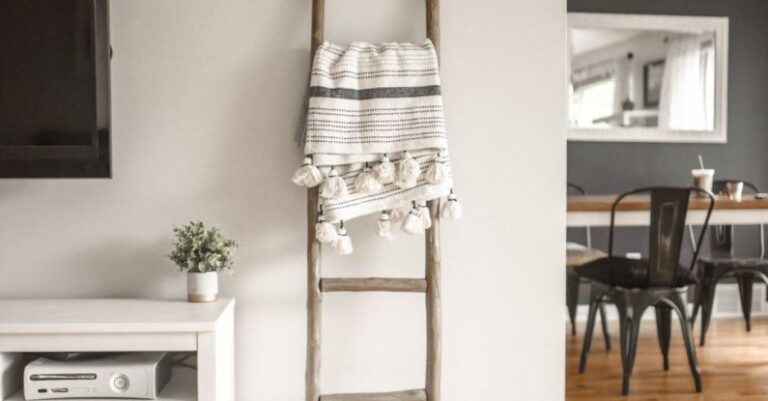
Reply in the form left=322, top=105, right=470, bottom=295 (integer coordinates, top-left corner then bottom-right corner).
left=568, top=0, right=768, bottom=258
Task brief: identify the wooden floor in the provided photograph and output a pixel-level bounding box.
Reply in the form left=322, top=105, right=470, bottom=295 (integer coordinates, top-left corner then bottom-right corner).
left=567, top=317, right=768, bottom=401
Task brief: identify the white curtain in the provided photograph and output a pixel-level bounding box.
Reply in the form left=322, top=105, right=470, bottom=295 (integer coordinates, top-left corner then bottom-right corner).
left=658, top=34, right=709, bottom=130
left=702, top=38, right=716, bottom=130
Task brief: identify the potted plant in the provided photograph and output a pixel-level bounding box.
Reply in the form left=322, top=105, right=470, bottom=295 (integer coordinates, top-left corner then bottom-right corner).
left=167, top=221, right=238, bottom=302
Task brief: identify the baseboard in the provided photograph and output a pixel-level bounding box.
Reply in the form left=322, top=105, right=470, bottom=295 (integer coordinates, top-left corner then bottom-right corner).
left=573, top=283, right=767, bottom=322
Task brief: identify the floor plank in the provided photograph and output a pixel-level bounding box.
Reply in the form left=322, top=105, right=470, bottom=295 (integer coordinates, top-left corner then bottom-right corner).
left=567, top=317, right=768, bottom=401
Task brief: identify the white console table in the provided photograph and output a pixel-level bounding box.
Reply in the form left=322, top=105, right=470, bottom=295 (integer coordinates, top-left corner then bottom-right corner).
left=0, top=298, right=235, bottom=401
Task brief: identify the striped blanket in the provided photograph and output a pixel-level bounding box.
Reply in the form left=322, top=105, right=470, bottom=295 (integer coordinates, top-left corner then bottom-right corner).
left=295, top=39, right=453, bottom=224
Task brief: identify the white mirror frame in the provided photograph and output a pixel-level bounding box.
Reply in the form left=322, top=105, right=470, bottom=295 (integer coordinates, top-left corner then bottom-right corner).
left=568, top=13, right=729, bottom=143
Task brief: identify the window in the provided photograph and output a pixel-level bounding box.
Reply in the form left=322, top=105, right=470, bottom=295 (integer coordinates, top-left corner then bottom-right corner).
left=571, top=76, right=616, bottom=128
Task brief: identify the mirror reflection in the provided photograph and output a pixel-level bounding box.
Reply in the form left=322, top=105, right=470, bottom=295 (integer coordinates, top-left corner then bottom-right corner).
left=569, top=28, right=716, bottom=131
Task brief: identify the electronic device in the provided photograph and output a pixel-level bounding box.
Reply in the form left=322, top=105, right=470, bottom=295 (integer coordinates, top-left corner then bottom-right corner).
left=0, top=0, right=111, bottom=178
left=24, top=352, right=171, bottom=400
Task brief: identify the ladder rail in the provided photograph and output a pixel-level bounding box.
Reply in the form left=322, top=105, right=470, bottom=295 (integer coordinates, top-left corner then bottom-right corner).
left=307, top=1, right=442, bottom=400
left=425, top=205, right=441, bottom=401
left=424, top=2, right=442, bottom=398
left=306, top=2, right=324, bottom=401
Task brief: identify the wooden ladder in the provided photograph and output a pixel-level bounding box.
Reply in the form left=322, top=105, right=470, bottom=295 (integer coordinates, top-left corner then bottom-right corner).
left=306, top=1, right=443, bottom=400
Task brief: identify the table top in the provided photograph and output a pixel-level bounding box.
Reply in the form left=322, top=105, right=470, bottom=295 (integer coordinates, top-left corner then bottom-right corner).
left=568, top=194, right=768, bottom=212
left=0, top=298, right=234, bottom=334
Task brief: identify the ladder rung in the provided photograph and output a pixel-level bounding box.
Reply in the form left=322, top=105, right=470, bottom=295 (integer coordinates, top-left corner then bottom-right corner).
left=320, top=389, right=427, bottom=401
left=320, top=278, right=427, bottom=293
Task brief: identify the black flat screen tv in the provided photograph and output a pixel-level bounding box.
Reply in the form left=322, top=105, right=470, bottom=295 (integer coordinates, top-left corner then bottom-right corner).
left=0, top=0, right=111, bottom=178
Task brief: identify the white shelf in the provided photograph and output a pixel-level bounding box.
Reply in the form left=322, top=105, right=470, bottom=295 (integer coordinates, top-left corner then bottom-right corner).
left=0, top=298, right=234, bottom=401
left=5, top=366, right=196, bottom=401
left=0, top=298, right=233, bottom=334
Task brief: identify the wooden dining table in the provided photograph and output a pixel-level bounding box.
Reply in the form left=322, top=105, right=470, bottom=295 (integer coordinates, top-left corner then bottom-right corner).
left=568, top=194, right=768, bottom=227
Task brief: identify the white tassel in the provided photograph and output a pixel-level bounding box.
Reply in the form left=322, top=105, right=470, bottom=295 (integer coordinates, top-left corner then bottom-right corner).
left=425, top=155, right=447, bottom=184
left=442, top=192, right=463, bottom=219
left=372, top=154, right=395, bottom=184
left=291, top=157, right=324, bottom=187
left=376, top=212, right=393, bottom=240
left=395, top=152, right=421, bottom=188
left=314, top=215, right=338, bottom=244
left=355, top=165, right=382, bottom=194
left=320, top=168, right=348, bottom=199
left=401, top=206, right=425, bottom=235
left=334, top=225, right=354, bottom=255
left=419, top=202, right=432, bottom=229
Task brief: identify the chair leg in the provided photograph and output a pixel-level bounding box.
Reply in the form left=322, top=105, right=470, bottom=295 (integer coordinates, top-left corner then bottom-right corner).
left=737, top=273, right=754, bottom=332
left=691, top=283, right=702, bottom=327
left=566, top=269, right=579, bottom=337
left=578, top=298, right=600, bottom=374
left=670, top=291, right=703, bottom=393
left=621, top=314, right=643, bottom=396
left=655, top=305, right=672, bottom=371
left=618, top=313, right=629, bottom=369
left=610, top=292, right=630, bottom=371
left=598, top=301, right=611, bottom=351
left=700, top=282, right=716, bottom=346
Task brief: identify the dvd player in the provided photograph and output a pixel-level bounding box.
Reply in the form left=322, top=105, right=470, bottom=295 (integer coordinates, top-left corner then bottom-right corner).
left=24, top=352, right=171, bottom=400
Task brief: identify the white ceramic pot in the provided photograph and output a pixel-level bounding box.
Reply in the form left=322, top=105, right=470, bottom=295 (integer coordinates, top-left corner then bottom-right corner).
left=187, top=272, right=219, bottom=303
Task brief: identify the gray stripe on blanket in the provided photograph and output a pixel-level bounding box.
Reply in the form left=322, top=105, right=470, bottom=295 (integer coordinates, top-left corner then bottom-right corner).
left=309, top=85, right=441, bottom=100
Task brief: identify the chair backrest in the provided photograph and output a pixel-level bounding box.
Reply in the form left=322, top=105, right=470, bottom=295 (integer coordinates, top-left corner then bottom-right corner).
left=713, top=179, right=759, bottom=194
left=709, top=180, right=760, bottom=258
left=609, top=187, right=715, bottom=287
left=567, top=182, right=586, bottom=196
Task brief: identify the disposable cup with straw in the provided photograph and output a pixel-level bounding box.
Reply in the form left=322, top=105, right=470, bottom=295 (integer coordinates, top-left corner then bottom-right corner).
left=692, top=154, right=714, bottom=197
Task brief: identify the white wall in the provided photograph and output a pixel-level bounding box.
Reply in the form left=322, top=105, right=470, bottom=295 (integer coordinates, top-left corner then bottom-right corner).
left=0, top=1, right=566, bottom=400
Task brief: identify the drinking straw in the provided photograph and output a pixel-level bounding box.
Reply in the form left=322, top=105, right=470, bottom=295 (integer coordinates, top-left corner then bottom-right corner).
left=698, top=155, right=705, bottom=170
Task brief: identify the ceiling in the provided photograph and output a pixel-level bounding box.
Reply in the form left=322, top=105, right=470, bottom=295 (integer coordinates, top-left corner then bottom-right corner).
left=571, top=28, right=643, bottom=55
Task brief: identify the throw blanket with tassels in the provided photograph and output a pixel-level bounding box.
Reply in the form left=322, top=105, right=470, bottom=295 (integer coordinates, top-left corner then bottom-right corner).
left=306, top=40, right=448, bottom=166
left=292, top=40, right=462, bottom=255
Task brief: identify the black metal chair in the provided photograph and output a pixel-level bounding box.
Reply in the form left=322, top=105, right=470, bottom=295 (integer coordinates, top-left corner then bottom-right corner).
left=692, top=180, right=768, bottom=346
left=576, top=187, right=714, bottom=395
left=566, top=183, right=610, bottom=351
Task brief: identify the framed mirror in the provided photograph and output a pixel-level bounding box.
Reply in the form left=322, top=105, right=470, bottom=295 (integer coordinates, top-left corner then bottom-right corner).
left=568, top=13, right=729, bottom=143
